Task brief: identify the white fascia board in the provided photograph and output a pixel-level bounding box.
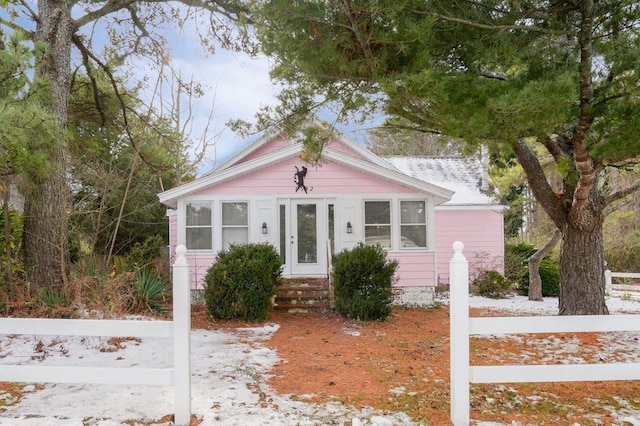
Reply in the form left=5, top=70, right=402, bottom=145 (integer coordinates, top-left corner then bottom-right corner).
left=331, top=130, right=394, bottom=169
left=435, top=204, right=506, bottom=211
left=325, top=149, right=454, bottom=204
left=159, top=144, right=303, bottom=208
left=201, top=127, right=284, bottom=176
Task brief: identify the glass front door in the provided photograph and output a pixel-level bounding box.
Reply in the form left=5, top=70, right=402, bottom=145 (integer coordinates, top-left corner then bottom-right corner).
left=288, top=199, right=326, bottom=275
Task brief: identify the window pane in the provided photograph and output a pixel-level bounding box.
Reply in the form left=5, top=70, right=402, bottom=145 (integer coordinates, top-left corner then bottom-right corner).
left=401, top=225, right=426, bottom=247
left=279, top=205, right=286, bottom=263
left=222, top=228, right=248, bottom=248
left=222, top=202, right=248, bottom=225
left=186, top=202, right=211, bottom=226
left=400, top=201, right=426, bottom=248
left=401, top=201, right=425, bottom=223
left=364, top=201, right=390, bottom=224
left=297, top=204, right=317, bottom=263
left=186, top=228, right=212, bottom=250
left=365, top=225, right=391, bottom=248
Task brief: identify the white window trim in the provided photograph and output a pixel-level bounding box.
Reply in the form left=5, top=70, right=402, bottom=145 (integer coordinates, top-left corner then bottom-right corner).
left=399, top=199, right=428, bottom=250
left=184, top=200, right=214, bottom=252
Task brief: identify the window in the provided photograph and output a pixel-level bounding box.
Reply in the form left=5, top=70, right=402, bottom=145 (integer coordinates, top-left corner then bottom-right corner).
left=222, top=202, right=248, bottom=248
left=400, top=201, right=427, bottom=248
left=364, top=201, right=391, bottom=248
left=186, top=202, right=212, bottom=250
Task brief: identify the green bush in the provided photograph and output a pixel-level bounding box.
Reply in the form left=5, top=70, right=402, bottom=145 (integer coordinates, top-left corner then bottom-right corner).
left=129, top=235, right=166, bottom=270
left=131, top=267, right=171, bottom=314
left=504, top=242, right=536, bottom=284
left=518, top=258, right=561, bottom=297
left=332, top=243, right=398, bottom=321
left=471, top=270, right=512, bottom=298
left=505, top=242, right=561, bottom=297
left=204, top=243, right=283, bottom=321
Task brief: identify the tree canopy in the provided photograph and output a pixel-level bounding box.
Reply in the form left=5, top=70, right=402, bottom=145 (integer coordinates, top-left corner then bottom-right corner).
left=252, top=0, right=640, bottom=314
left=1, top=0, right=250, bottom=287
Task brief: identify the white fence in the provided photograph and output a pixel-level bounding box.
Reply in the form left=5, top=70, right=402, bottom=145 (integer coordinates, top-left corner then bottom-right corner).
left=0, top=245, right=192, bottom=425
left=606, top=270, right=640, bottom=298
left=450, top=241, right=640, bottom=426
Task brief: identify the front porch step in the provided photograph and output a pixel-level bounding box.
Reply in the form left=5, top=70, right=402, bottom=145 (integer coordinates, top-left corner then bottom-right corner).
left=274, top=278, right=333, bottom=313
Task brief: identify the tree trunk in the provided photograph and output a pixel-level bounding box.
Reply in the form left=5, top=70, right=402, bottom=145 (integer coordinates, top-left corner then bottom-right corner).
left=23, top=0, right=73, bottom=288
left=2, top=185, right=12, bottom=282
left=528, top=229, right=561, bottom=302
left=558, top=223, right=608, bottom=315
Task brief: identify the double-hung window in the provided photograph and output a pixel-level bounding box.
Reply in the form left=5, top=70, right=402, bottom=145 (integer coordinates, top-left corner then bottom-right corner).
left=364, top=201, right=391, bottom=248
left=186, top=202, right=213, bottom=250
left=222, top=202, right=248, bottom=248
left=400, top=201, right=427, bottom=248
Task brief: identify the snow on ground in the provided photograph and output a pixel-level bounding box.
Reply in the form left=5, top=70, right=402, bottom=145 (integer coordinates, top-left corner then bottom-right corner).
left=1, top=295, right=640, bottom=426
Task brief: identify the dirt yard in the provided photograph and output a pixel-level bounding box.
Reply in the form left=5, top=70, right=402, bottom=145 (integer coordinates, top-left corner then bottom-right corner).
left=194, top=304, right=640, bottom=425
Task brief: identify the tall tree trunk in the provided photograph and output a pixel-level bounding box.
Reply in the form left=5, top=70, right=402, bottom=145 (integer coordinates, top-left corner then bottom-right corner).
left=23, top=0, right=73, bottom=288
left=528, top=229, right=561, bottom=302
left=558, top=222, right=608, bottom=315
left=2, top=184, right=12, bottom=282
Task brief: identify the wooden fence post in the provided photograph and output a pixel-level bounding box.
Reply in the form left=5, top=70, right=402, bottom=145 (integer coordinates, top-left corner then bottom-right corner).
left=605, top=269, right=612, bottom=293
left=450, top=241, right=470, bottom=426
left=173, top=244, right=191, bottom=425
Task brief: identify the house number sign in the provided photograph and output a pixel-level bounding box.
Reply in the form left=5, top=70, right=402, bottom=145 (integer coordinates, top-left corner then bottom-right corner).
left=294, top=166, right=312, bottom=193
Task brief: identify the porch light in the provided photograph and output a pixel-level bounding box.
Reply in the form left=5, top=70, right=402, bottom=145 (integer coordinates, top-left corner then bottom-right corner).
left=346, top=221, right=353, bottom=234
left=261, top=222, right=268, bottom=235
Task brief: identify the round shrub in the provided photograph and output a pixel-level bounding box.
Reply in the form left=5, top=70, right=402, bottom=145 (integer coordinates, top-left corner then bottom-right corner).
left=204, top=243, right=283, bottom=321
left=471, top=270, right=511, bottom=299
left=332, top=243, right=398, bottom=321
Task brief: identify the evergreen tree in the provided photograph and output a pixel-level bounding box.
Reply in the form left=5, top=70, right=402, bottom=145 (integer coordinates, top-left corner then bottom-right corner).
left=252, top=0, right=640, bottom=314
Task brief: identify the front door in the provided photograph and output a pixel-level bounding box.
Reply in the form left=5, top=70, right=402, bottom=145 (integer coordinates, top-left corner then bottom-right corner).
left=282, top=199, right=327, bottom=276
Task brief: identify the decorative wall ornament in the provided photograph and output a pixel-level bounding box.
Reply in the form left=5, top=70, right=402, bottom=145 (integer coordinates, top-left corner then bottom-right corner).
left=294, top=166, right=309, bottom=193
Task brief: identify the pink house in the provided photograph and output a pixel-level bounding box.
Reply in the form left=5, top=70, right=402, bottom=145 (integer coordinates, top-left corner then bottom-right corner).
left=158, top=121, right=504, bottom=306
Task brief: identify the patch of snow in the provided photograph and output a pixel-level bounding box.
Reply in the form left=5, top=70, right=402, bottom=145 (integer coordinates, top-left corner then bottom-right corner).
left=1, top=295, right=640, bottom=425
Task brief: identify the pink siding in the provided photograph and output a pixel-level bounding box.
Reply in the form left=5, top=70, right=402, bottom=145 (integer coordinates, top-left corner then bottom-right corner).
left=186, top=254, right=216, bottom=290
left=199, top=157, right=416, bottom=196
left=388, top=252, right=437, bottom=287
left=435, top=208, right=504, bottom=284
left=235, top=135, right=291, bottom=165
left=329, top=141, right=370, bottom=160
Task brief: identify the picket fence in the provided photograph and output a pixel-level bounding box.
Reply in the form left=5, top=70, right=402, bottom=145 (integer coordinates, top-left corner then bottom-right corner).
left=0, top=245, right=192, bottom=425
left=449, top=241, right=640, bottom=426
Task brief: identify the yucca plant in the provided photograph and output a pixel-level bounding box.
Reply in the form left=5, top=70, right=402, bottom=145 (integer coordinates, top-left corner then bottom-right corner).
left=131, top=267, right=170, bottom=314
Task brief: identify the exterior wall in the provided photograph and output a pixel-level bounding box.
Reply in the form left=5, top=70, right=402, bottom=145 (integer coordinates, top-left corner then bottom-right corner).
left=434, top=207, right=504, bottom=285
left=197, top=157, right=418, bottom=196
left=235, top=135, right=291, bottom=165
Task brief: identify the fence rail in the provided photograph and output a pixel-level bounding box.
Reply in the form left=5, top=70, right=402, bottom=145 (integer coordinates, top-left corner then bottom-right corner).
left=606, top=270, right=640, bottom=297
left=450, top=242, right=640, bottom=426
left=0, top=245, right=192, bottom=425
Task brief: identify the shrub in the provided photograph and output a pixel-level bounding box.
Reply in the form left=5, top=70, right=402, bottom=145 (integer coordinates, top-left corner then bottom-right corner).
left=332, top=243, right=398, bottom=321
left=129, top=235, right=166, bottom=272
left=518, top=258, right=561, bottom=297
left=504, top=242, right=536, bottom=285
left=505, top=242, right=561, bottom=297
left=471, top=270, right=512, bottom=298
left=130, top=267, right=171, bottom=314
left=204, top=243, right=283, bottom=321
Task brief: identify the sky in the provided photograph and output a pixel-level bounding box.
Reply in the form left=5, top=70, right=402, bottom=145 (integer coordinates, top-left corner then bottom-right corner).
left=1, top=295, right=640, bottom=425
left=128, top=17, right=379, bottom=176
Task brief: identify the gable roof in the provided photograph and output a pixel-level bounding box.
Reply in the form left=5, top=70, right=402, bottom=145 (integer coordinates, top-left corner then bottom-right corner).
left=207, top=117, right=391, bottom=175
left=383, top=156, right=498, bottom=206
left=158, top=140, right=455, bottom=209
